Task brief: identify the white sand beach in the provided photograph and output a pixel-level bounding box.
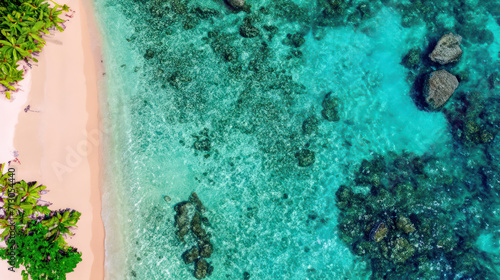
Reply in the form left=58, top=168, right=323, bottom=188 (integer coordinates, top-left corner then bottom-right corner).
left=0, top=0, right=105, bottom=279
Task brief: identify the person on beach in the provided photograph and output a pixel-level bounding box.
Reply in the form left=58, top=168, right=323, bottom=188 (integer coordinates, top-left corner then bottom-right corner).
left=8, top=151, right=21, bottom=166
left=24, top=105, right=40, bottom=113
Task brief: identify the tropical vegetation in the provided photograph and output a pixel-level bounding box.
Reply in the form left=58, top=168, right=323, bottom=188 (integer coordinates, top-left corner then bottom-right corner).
left=0, top=163, right=82, bottom=280
left=0, top=0, right=69, bottom=99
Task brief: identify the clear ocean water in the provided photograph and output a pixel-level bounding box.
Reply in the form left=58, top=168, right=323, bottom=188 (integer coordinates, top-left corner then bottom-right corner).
left=93, top=0, right=500, bottom=279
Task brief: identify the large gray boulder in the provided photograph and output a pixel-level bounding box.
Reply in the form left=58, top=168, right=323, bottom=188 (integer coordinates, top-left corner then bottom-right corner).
left=424, top=70, right=459, bottom=110
left=228, top=0, right=245, bottom=9
left=429, top=33, right=463, bottom=65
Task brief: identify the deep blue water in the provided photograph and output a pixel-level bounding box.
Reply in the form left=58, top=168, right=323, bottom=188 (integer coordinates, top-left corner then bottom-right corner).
left=93, top=0, right=500, bottom=279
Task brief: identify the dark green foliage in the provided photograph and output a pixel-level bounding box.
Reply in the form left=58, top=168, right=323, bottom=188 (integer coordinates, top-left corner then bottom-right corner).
left=0, top=164, right=82, bottom=279
left=0, top=0, right=69, bottom=99
left=0, top=222, right=82, bottom=280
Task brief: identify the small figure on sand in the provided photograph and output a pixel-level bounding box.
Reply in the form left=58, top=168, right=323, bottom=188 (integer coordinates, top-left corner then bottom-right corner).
left=24, top=105, right=40, bottom=113
left=8, top=151, right=21, bottom=166
left=65, top=9, right=75, bottom=18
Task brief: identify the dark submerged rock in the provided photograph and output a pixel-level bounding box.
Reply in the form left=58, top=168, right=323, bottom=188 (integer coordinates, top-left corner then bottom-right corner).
left=355, top=155, right=385, bottom=186
left=239, top=23, right=260, bottom=38
left=401, top=47, right=421, bottom=69
left=171, top=0, right=188, bottom=14
left=144, top=49, right=155, bottom=60
left=194, top=258, right=211, bottom=279
left=302, top=116, right=319, bottom=135
left=423, top=70, right=459, bottom=110
left=193, top=7, right=219, bottom=19
left=283, top=33, right=305, bottom=48
left=174, top=194, right=214, bottom=275
left=321, top=92, right=340, bottom=121
left=194, top=138, right=211, bottom=152
left=489, top=72, right=500, bottom=89
left=389, top=238, right=415, bottom=264
left=182, top=246, right=199, bottom=264
left=336, top=152, right=500, bottom=278
left=463, top=120, right=493, bottom=145
left=198, top=239, right=213, bottom=258
left=370, top=222, right=388, bottom=242
left=191, top=212, right=207, bottom=239
left=335, top=185, right=354, bottom=210
left=396, top=216, right=415, bottom=234
left=295, top=149, right=315, bottom=167
left=174, top=202, right=193, bottom=242
left=189, top=192, right=206, bottom=213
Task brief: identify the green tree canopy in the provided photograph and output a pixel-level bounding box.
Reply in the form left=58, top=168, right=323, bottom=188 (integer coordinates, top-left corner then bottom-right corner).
left=0, top=163, right=82, bottom=280
left=0, top=0, right=69, bottom=99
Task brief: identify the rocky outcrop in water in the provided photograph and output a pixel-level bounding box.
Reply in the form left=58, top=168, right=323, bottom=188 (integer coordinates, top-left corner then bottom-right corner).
left=174, top=202, right=193, bottom=242
left=295, top=149, right=315, bottom=167
left=182, top=246, right=199, bottom=264
left=193, top=129, right=212, bottom=157
left=370, top=222, right=388, bottom=242
left=226, top=0, right=245, bottom=10
left=194, top=258, right=213, bottom=279
left=429, top=33, right=463, bottom=65
left=144, top=49, right=155, bottom=60
left=423, top=70, right=459, bottom=110
left=282, top=32, right=305, bottom=48
left=401, top=47, right=421, bottom=69
left=321, top=92, right=340, bottom=121
left=239, top=22, right=260, bottom=38
left=489, top=72, right=500, bottom=89
left=302, top=116, right=319, bottom=135
left=174, top=193, right=214, bottom=279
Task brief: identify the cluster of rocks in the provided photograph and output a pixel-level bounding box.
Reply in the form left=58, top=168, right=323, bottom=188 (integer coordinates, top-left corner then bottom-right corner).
left=294, top=91, right=342, bottom=167
left=174, top=193, right=214, bottom=279
left=423, top=33, right=462, bottom=110
left=403, top=33, right=462, bottom=110
left=192, top=128, right=212, bottom=158
left=337, top=152, right=497, bottom=279
left=400, top=30, right=498, bottom=147
left=421, top=33, right=497, bottom=147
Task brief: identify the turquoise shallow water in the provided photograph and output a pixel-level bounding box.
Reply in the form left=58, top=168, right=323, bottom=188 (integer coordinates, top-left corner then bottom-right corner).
left=93, top=0, right=500, bottom=279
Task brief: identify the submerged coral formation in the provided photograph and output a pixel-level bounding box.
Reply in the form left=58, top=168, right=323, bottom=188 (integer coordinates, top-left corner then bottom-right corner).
left=338, top=152, right=500, bottom=279
left=174, top=193, right=214, bottom=279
